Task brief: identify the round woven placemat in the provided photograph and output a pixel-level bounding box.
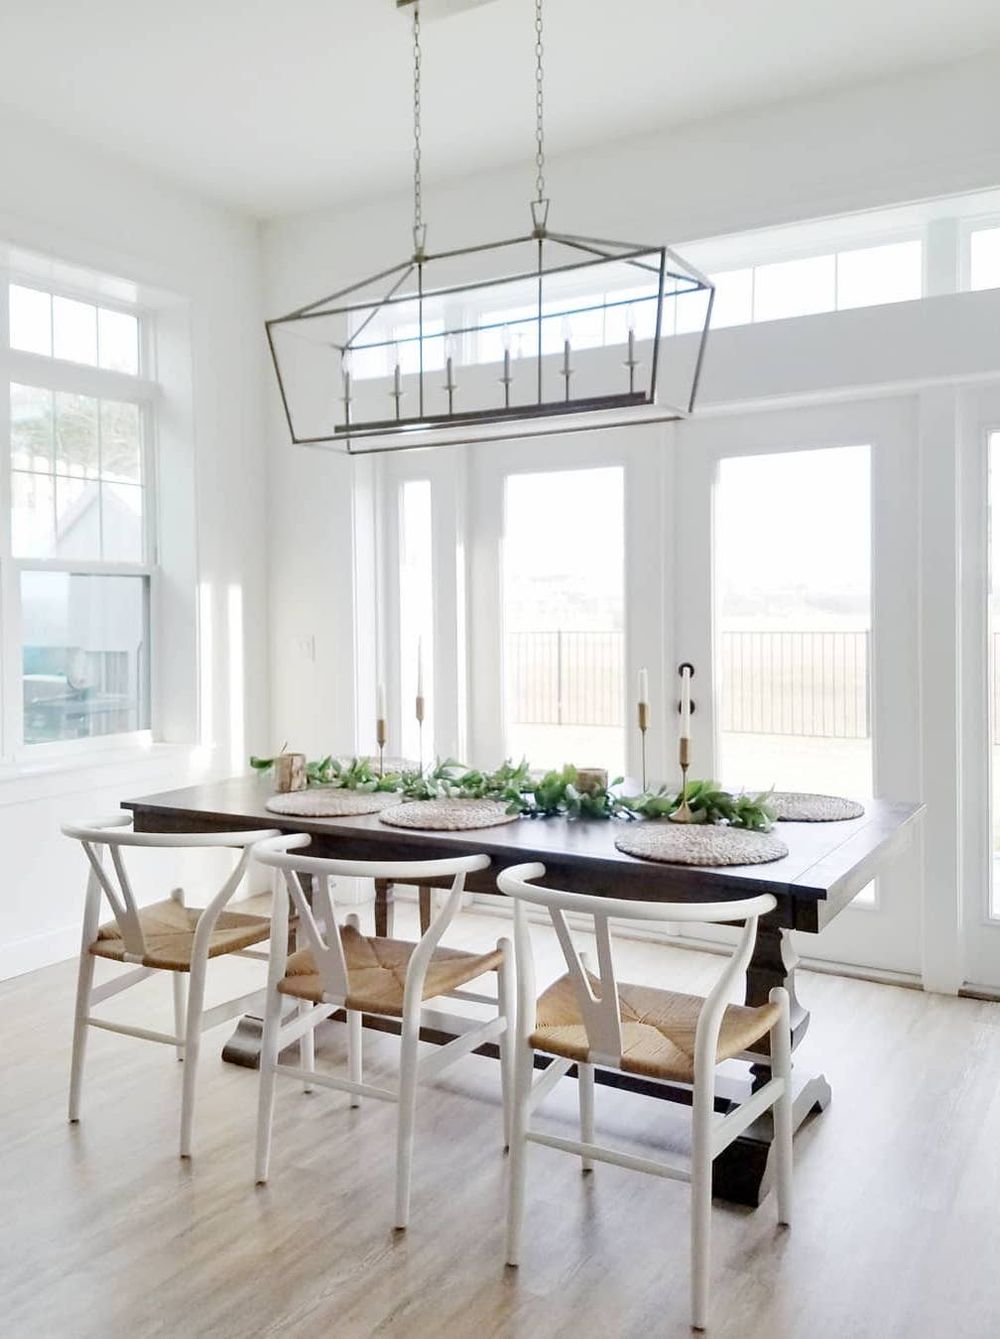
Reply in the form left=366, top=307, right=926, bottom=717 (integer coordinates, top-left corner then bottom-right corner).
left=265, top=789, right=401, bottom=818
left=615, top=823, right=789, bottom=867
left=378, top=798, right=519, bottom=831
left=769, top=792, right=864, bottom=822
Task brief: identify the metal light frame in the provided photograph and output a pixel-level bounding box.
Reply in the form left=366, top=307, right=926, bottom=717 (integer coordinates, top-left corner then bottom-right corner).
left=266, top=1, right=714, bottom=455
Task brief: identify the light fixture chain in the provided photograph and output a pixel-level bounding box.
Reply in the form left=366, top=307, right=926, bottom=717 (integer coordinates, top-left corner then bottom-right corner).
left=534, top=0, right=545, bottom=202
left=412, top=2, right=423, bottom=245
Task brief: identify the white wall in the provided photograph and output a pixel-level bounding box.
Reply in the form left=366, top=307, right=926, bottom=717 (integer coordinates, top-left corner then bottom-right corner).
left=0, top=106, right=269, bottom=978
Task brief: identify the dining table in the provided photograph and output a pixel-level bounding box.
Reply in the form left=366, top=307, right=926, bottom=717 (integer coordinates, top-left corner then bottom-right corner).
left=123, top=774, right=923, bottom=1208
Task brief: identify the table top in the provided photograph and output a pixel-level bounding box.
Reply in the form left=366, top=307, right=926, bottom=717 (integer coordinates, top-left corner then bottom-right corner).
left=123, top=775, right=923, bottom=934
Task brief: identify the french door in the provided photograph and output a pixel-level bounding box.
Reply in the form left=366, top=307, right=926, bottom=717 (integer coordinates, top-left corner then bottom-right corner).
left=673, top=400, right=921, bottom=975
left=464, top=398, right=922, bottom=977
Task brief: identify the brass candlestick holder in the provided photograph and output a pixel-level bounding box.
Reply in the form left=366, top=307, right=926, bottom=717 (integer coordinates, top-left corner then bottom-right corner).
left=415, top=694, right=425, bottom=772
left=671, top=735, right=696, bottom=822
left=637, top=700, right=649, bottom=790
left=376, top=716, right=387, bottom=778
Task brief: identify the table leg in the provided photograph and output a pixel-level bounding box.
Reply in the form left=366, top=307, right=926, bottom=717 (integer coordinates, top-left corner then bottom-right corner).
left=374, top=879, right=395, bottom=938
left=419, top=885, right=432, bottom=934
left=221, top=872, right=303, bottom=1071
left=711, top=920, right=830, bottom=1206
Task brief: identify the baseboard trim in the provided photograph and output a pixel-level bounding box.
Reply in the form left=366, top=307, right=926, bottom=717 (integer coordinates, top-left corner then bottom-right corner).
left=0, top=924, right=80, bottom=982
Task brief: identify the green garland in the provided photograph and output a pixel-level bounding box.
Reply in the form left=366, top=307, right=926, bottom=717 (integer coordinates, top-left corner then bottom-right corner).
left=249, top=753, right=775, bottom=830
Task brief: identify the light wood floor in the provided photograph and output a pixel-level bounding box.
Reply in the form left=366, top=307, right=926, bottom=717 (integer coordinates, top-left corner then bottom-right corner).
left=3, top=903, right=1000, bottom=1339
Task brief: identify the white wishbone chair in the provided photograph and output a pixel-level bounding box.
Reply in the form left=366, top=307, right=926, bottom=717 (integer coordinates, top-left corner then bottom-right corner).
left=497, top=862, right=792, bottom=1333
left=62, top=815, right=279, bottom=1157
left=252, top=834, right=513, bottom=1230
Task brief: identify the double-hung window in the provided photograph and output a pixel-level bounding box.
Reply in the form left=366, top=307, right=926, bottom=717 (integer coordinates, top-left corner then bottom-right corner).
left=1, top=276, right=156, bottom=756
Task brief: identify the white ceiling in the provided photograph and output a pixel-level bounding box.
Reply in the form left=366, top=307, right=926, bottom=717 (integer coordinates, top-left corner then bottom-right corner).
left=1, top=0, right=999, bottom=219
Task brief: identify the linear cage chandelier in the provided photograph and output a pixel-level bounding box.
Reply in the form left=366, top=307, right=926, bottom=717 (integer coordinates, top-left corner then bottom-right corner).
left=266, top=0, right=714, bottom=455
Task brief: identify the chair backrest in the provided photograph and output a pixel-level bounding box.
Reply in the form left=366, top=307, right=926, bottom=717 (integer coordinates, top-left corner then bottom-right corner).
left=253, top=833, right=491, bottom=1004
left=496, top=861, right=776, bottom=1075
left=62, top=814, right=280, bottom=962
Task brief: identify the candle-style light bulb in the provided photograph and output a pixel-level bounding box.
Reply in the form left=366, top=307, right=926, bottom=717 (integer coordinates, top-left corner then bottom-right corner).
left=625, top=305, right=638, bottom=394
left=390, top=341, right=403, bottom=419
left=500, top=325, right=513, bottom=407
left=341, top=350, right=353, bottom=424
left=638, top=667, right=649, bottom=705
left=416, top=637, right=424, bottom=699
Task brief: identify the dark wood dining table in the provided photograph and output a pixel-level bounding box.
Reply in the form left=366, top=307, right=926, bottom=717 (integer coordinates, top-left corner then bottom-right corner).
left=124, top=774, right=922, bottom=1207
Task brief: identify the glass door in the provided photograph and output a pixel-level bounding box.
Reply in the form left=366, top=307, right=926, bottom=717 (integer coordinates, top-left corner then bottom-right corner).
left=466, top=429, right=668, bottom=785
left=674, top=399, right=922, bottom=975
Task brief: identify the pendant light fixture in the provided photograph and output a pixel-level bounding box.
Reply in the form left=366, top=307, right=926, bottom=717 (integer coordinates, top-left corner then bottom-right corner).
left=266, top=0, right=714, bottom=455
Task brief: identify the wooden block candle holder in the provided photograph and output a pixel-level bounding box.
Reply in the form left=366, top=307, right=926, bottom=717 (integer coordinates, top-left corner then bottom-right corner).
left=274, top=752, right=308, bottom=793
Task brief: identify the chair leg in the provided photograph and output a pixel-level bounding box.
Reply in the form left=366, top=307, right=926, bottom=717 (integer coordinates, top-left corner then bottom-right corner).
left=255, top=983, right=286, bottom=1184
left=299, top=1001, right=315, bottom=1093
left=770, top=986, right=793, bottom=1228
left=578, top=1061, right=595, bottom=1173
left=171, top=973, right=187, bottom=1063
left=179, top=957, right=208, bottom=1159
left=394, top=1009, right=421, bottom=1230
left=345, top=912, right=363, bottom=1109
left=68, top=949, right=96, bottom=1123
left=497, top=938, right=515, bottom=1149
left=690, top=1079, right=713, bottom=1331
left=348, top=1009, right=363, bottom=1108
left=505, top=1037, right=534, bottom=1267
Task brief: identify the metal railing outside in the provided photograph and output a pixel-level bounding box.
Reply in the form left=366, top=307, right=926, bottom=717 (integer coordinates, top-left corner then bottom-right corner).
left=719, top=629, right=870, bottom=739
left=506, top=630, right=624, bottom=727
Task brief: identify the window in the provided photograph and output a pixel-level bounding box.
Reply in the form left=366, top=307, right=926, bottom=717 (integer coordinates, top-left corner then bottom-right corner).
left=836, top=240, right=922, bottom=310
left=716, top=446, right=873, bottom=799
left=742, top=241, right=922, bottom=327
left=970, top=226, right=1000, bottom=292
left=754, top=254, right=837, bottom=323
left=502, top=467, right=626, bottom=774
left=3, top=277, right=153, bottom=752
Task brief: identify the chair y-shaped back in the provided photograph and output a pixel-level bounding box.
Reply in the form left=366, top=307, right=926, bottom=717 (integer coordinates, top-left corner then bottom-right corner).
left=251, top=834, right=512, bottom=1229
left=496, top=861, right=792, bottom=1332
left=256, top=834, right=492, bottom=1009
left=498, top=861, right=776, bottom=1080
left=62, top=814, right=278, bottom=1156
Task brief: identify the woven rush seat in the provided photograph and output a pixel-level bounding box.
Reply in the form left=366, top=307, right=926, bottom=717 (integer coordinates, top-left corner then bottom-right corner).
left=530, top=972, right=781, bottom=1083
left=90, top=897, right=270, bottom=972
left=276, top=923, right=503, bottom=1015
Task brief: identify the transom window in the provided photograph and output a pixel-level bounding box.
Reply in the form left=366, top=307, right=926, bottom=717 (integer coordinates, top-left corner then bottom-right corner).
left=2, top=274, right=155, bottom=754
left=970, top=226, right=1000, bottom=292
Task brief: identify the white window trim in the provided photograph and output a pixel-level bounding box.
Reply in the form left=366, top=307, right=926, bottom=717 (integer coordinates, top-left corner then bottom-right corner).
left=1, top=266, right=159, bottom=765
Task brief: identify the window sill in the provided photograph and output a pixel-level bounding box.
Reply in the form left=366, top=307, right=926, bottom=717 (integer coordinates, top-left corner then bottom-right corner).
left=0, top=740, right=200, bottom=808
